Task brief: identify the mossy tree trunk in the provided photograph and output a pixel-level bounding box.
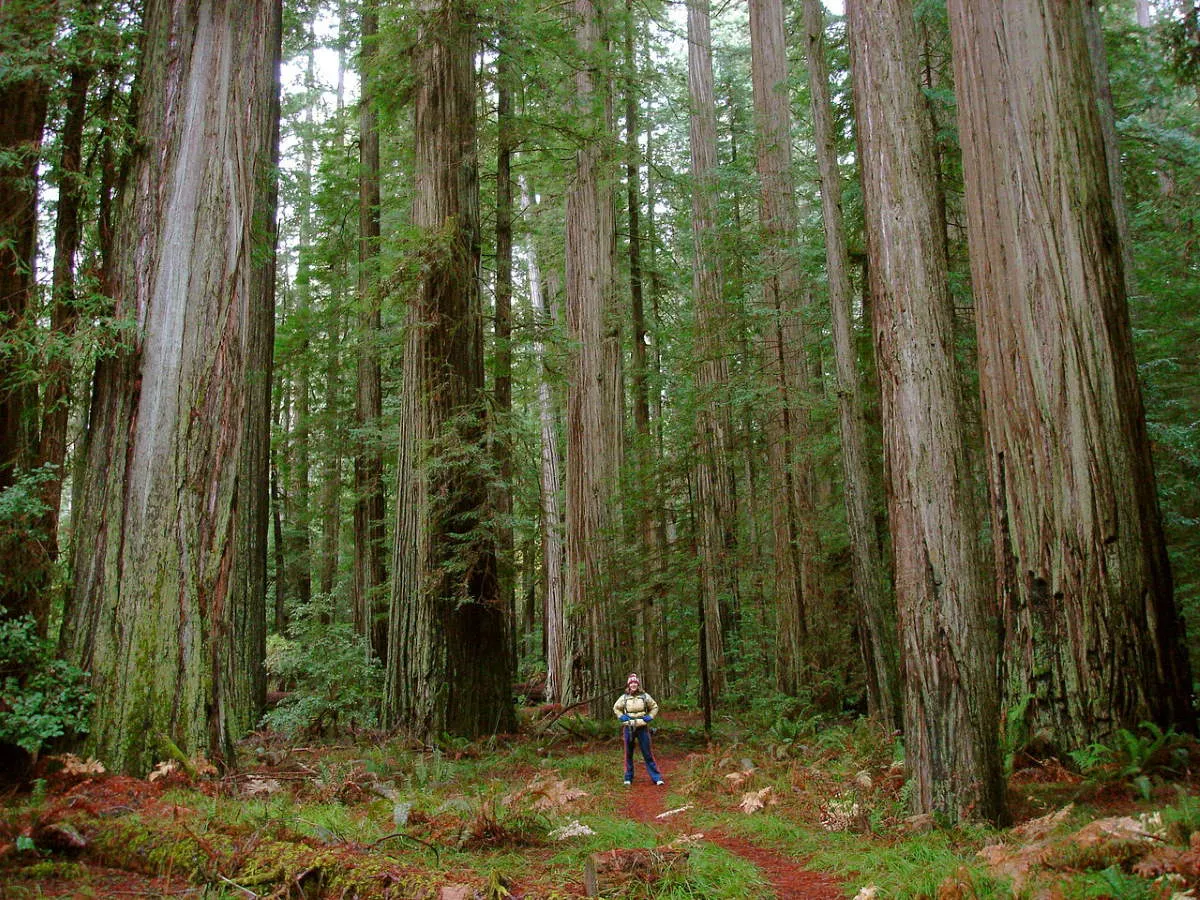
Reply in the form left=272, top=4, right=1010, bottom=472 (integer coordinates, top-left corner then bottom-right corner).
left=946, top=0, right=1195, bottom=751
left=383, top=0, right=516, bottom=739
left=847, top=0, right=1005, bottom=824
left=62, top=0, right=281, bottom=775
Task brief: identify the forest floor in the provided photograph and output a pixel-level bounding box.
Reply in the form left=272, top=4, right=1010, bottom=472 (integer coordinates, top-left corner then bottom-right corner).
left=4, top=711, right=1200, bottom=898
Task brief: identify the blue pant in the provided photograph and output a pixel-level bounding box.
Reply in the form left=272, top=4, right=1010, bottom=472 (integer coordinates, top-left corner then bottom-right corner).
left=623, top=725, right=663, bottom=782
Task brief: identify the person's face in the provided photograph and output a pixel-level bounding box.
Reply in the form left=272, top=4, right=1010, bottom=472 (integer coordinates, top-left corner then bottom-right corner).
left=627, top=680, right=639, bottom=692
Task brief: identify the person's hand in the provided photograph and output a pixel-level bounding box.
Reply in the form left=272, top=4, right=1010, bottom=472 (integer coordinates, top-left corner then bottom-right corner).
left=619, top=714, right=631, bottom=722
left=643, top=716, right=653, bottom=723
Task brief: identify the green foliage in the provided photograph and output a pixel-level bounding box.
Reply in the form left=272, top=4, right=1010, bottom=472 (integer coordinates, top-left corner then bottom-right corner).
left=0, top=609, right=92, bottom=756
left=261, top=599, right=382, bottom=738
left=1068, top=723, right=1188, bottom=781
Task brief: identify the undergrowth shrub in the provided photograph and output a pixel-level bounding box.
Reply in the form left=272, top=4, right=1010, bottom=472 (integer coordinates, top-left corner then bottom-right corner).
left=0, top=608, right=92, bottom=759
left=262, top=598, right=382, bottom=737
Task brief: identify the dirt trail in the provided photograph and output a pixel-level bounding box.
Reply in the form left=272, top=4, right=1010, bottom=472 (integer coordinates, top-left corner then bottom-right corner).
left=621, top=752, right=844, bottom=900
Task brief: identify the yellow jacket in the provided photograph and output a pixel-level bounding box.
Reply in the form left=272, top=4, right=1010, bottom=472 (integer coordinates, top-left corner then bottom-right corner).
left=613, top=691, right=659, bottom=727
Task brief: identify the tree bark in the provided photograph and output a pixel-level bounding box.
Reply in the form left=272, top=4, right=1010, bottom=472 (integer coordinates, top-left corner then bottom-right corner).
left=384, top=0, right=516, bottom=739
left=802, top=0, right=900, bottom=731
left=62, top=0, right=281, bottom=775
left=847, top=0, right=1005, bottom=824
left=564, top=0, right=624, bottom=713
left=945, top=0, right=1196, bottom=751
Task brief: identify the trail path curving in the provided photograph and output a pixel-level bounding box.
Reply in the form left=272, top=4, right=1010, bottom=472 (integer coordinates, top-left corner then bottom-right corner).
left=621, top=751, right=844, bottom=899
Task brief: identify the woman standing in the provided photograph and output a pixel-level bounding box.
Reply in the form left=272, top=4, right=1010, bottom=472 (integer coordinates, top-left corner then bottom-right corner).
left=613, top=673, right=664, bottom=785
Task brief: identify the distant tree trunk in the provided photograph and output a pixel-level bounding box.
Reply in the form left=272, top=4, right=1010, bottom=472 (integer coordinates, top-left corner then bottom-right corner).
left=748, top=0, right=821, bottom=695
left=847, top=0, right=1005, bottom=824
left=384, top=0, right=516, bottom=739
left=1136, top=0, right=1151, bottom=28
left=521, top=180, right=566, bottom=702
left=686, top=0, right=737, bottom=701
left=564, top=0, right=624, bottom=713
left=946, top=0, right=1196, bottom=751
left=37, top=13, right=95, bottom=592
left=62, top=0, right=281, bottom=774
left=317, top=316, right=343, bottom=600
left=353, top=0, right=387, bottom=661
left=495, top=31, right=516, bottom=670
left=0, top=0, right=56, bottom=630
left=802, top=0, right=899, bottom=730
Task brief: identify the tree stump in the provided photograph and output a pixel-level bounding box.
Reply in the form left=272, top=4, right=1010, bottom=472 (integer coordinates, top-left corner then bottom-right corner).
left=583, top=846, right=689, bottom=896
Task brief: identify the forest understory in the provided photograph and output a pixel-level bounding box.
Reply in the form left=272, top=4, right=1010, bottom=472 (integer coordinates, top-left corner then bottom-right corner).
left=5, top=710, right=1200, bottom=899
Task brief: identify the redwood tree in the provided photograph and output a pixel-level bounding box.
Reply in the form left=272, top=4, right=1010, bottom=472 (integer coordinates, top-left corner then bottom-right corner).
left=62, top=0, right=282, bottom=775
left=946, top=0, right=1195, bottom=751
left=847, top=0, right=1005, bottom=823
left=383, top=0, right=516, bottom=738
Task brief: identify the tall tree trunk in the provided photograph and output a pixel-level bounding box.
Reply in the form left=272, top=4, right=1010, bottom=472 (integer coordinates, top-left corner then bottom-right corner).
left=495, top=30, right=516, bottom=671
left=748, top=0, right=822, bottom=695
left=802, top=0, right=900, bottom=730
left=847, top=0, right=1005, bottom=824
left=384, top=0, right=516, bottom=739
left=686, top=0, right=738, bottom=702
left=37, top=11, right=95, bottom=594
left=623, top=0, right=663, bottom=694
left=353, top=0, right=388, bottom=661
left=521, top=180, right=566, bottom=703
left=946, top=0, right=1196, bottom=751
left=62, top=0, right=281, bottom=775
left=564, top=0, right=624, bottom=713
left=0, top=0, right=56, bottom=630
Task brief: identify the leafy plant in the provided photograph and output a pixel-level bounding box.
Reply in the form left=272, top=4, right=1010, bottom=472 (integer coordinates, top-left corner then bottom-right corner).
left=261, top=598, right=383, bottom=737
left=0, top=609, right=92, bottom=757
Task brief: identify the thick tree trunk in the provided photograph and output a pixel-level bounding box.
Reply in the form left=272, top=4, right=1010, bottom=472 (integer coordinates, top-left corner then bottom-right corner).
left=353, top=0, right=388, bottom=662
left=847, top=0, right=1005, bottom=824
left=62, top=0, right=281, bottom=775
left=946, top=0, right=1196, bottom=751
left=564, top=0, right=624, bottom=713
left=686, top=0, right=738, bottom=701
left=384, top=0, right=516, bottom=739
left=748, top=0, right=823, bottom=696
left=0, top=0, right=56, bottom=630
left=803, top=0, right=900, bottom=731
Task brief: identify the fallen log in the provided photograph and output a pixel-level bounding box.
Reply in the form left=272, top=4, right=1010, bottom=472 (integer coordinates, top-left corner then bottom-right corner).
left=583, top=846, right=689, bottom=896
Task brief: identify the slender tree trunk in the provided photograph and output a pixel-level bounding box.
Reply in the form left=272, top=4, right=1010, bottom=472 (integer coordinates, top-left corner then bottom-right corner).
left=748, top=0, right=822, bottom=695
left=495, top=31, right=517, bottom=670
left=37, top=13, right=95, bottom=589
left=353, top=0, right=388, bottom=661
left=946, top=0, right=1196, bottom=751
left=62, top=0, right=281, bottom=774
left=564, top=0, right=624, bottom=713
left=521, top=180, right=566, bottom=703
left=848, top=0, right=1004, bottom=824
left=623, top=0, right=662, bottom=693
left=384, top=0, right=516, bottom=739
left=803, top=0, right=900, bottom=730
left=686, top=0, right=737, bottom=701
left=0, top=0, right=56, bottom=630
